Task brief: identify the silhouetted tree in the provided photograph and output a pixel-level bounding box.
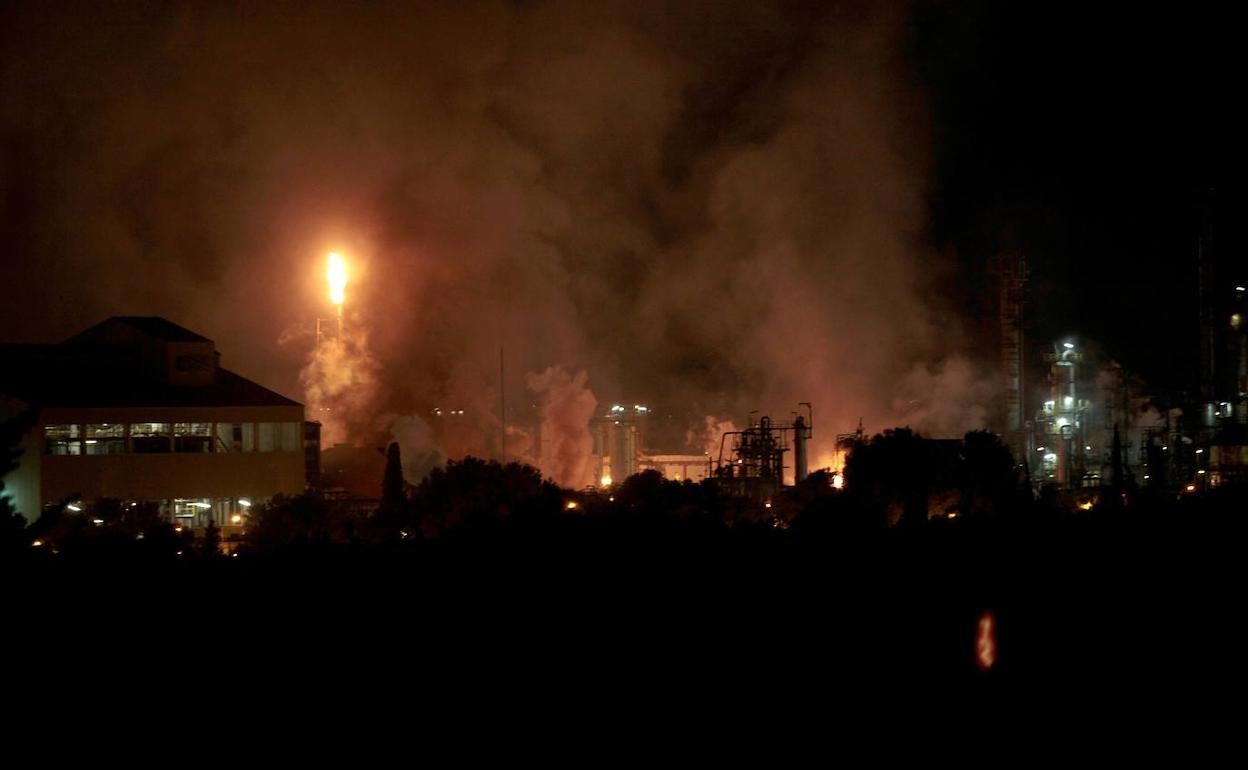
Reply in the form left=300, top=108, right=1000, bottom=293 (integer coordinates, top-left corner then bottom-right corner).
left=958, top=431, right=1019, bottom=518
left=381, top=441, right=405, bottom=515
left=408, top=457, right=561, bottom=536
left=201, top=519, right=221, bottom=557
left=844, top=428, right=934, bottom=527
left=244, top=492, right=352, bottom=550
left=0, top=414, right=31, bottom=548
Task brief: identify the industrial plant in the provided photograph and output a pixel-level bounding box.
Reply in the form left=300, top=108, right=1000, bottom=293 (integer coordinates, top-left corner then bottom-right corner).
left=991, top=199, right=1248, bottom=498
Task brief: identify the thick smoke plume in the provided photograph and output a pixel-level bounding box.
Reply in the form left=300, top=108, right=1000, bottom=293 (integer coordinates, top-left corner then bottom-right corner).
left=299, top=324, right=380, bottom=448
left=2, top=1, right=998, bottom=483
left=524, top=366, right=598, bottom=488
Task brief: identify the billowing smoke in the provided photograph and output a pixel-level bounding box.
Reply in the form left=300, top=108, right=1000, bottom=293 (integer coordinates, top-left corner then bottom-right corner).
left=1, top=1, right=997, bottom=484
left=689, top=417, right=741, bottom=463
left=299, top=324, right=380, bottom=448
left=891, top=357, right=994, bottom=439
left=524, top=366, right=598, bottom=488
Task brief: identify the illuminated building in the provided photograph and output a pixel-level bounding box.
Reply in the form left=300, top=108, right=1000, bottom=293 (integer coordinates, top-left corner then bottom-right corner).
left=0, top=317, right=312, bottom=528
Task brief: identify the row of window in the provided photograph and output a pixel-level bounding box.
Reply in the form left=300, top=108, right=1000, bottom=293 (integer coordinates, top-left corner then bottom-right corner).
left=44, top=422, right=303, bottom=455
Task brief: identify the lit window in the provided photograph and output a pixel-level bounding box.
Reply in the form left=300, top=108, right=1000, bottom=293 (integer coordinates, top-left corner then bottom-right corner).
left=174, top=423, right=213, bottom=453
left=44, top=424, right=81, bottom=455
left=130, top=423, right=170, bottom=453
left=85, top=424, right=126, bottom=455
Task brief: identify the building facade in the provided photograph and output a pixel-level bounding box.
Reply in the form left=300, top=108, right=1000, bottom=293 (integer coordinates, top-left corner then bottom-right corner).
left=0, top=317, right=310, bottom=529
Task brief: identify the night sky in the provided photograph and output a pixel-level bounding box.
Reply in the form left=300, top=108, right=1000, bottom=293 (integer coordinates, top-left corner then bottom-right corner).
left=2, top=1, right=1244, bottom=459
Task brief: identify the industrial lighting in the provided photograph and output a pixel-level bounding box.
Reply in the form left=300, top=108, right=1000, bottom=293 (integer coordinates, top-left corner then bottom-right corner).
left=1036, top=446, right=1045, bottom=452
left=238, top=499, right=252, bottom=508
left=230, top=514, right=243, bottom=524
left=192, top=502, right=212, bottom=509
left=1185, top=484, right=1196, bottom=492
left=91, top=518, right=104, bottom=526
left=764, top=501, right=772, bottom=509
left=1078, top=502, right=1093, bottom=511
left=1063, top=342, right=1075, bottom=349
left=1144, top=475, right=1150, bottom=480
left=608, top=496, right=615, bottom=502
left=947, top=511, right=959, bottom=519
left=1162, top=446, right=1168, bottom=451
left=1197, top=470, right=1206, bottom=475
left=32, top=539, right=44, bottom=547
left=1237, top=286, right=1246, bottom=292
left=66, top=503, right=82, bottom=512
left=565, top=501, right=579, bottom=511
left=1195, top=449, right=1203, bottom=455
left=174, top=526, right=183, bottom=533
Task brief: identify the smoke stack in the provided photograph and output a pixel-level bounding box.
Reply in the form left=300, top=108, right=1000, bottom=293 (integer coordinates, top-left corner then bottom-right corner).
left=793, top=414, right=809, bottom=483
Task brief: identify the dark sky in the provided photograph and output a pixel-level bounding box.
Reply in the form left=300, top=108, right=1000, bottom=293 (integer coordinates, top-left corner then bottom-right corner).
left=2, top=1, right=1244, bottom=462
left=912, top=1, right=1246, bottom=391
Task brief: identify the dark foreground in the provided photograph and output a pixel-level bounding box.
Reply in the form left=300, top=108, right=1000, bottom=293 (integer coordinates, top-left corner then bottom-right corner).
left=7, top=507, right=1244, bottom=721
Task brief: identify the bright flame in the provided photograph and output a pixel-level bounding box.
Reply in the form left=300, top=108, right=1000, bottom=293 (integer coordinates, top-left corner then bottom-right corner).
left=327, top=252, right=348, bottom=306
left=831, top=472, right=845, bottom=490
left=600, top=473, right=613, bottom=488
left=565, top=500, right=579, bottom=510
left=1078, top=501, right=1094, bottom=511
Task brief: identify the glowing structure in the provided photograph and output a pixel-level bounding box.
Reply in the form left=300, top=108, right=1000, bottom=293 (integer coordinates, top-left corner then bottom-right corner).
left=1037, top=342, right=1090, bottom=488
left=592, top=404, right=644, bottom=487
left=712, top=405, right=813, bottom=501
left=993, top=254, right=1028, bottom=464
left=327, top=251, right=347, bottom=339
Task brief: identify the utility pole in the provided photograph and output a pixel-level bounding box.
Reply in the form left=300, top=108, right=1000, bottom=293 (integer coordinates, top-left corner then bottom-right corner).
left=499, top=346, right=505, bottom=464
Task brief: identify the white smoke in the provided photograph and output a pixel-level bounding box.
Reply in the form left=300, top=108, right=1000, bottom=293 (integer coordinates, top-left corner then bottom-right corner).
left=525, top=366, right=598, bottom=488
left=300, top=323, right=380, bottom=447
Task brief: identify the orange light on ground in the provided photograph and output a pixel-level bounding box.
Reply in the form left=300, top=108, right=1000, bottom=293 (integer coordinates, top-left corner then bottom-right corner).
left=327, top=252, right=348, bottom=306
left=975, top=611, right=997, bottom=671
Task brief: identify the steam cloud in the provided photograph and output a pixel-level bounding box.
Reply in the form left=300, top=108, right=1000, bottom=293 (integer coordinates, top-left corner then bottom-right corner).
left=1, top=1, right=998, bottom=482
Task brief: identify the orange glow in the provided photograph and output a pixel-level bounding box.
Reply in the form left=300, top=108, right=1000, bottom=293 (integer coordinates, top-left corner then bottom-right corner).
left=1078, top=501, right=1093, bottom=511
left=975, top=611, right=997, bottom=671
left=831, top=472, right=845, bottom=490
left=327, top=251, right=348, bottom=306
left=565, top=500, right=579, bottom=510
left=600, top=473, right=612, bottom=488
left=814, top=452, right=844, bottom=474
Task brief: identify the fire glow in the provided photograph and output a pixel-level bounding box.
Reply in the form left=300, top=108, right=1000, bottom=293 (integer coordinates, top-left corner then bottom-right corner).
left=975, top=611, right=997, bottom=671
left=327, top=252, right=348, bottom=306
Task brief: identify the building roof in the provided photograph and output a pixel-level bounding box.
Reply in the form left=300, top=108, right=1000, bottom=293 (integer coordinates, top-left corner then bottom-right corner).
left=68, top=316, right=211, bottom=344
left=0, top=317, right=301, bottom=410
left=0, top=366, right=300, bottom=409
